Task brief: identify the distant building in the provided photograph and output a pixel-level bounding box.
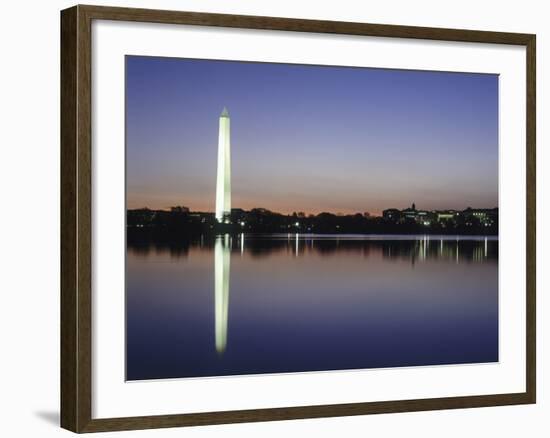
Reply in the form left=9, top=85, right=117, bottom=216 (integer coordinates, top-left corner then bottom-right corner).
left=384, top=203, right=436, bottom=225
left=462, top=207, right=498, bottom=226
left=415, top=210, right=432, bottom=225
left=127, top=208, right=156, bottom=227
left=402, top=203, right=418, bottom=222
left=382, top=208, right=401, bottom=223
left=435, top=210, right=457, bottom=223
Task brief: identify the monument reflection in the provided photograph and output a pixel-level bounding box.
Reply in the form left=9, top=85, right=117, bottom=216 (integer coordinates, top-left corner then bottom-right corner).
left=214, top=235, right=231, bottom=354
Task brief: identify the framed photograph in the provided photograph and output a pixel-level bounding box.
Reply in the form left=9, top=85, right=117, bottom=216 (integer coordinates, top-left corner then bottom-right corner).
left=60, top=5, right=536, bottom=433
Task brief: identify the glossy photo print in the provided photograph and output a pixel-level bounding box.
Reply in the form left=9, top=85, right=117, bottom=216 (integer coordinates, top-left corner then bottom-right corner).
left=125, top=56, right=499, bottom=381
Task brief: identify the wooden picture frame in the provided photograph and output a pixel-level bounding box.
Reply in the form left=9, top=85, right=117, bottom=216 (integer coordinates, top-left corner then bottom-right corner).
left=61, top=4, right=536, bottom=433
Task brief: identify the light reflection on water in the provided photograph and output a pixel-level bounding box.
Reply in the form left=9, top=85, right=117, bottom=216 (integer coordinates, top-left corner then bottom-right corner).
left=126, top=234, right=498, bottom=380
left=215, top=235, right=230, bottom=354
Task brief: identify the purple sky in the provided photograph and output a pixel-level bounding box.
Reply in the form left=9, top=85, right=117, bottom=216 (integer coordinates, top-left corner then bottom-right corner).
left=126, top=56, right=498, bottom=215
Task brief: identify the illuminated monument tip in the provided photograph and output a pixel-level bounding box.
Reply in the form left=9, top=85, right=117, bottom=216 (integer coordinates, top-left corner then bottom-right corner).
left=215, top=107, right=231, bottom=223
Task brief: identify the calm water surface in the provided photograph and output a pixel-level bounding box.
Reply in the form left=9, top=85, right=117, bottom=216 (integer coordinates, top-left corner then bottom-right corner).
left=126, top=234, right=498, bottom=380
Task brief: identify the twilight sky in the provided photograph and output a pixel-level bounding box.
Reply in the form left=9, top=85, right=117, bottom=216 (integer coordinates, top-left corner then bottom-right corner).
left=126, top=56, right=498, bottom=215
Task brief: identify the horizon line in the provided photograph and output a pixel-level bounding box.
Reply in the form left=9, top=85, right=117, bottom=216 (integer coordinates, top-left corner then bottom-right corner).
left=127, top=205, right=499, bottom=216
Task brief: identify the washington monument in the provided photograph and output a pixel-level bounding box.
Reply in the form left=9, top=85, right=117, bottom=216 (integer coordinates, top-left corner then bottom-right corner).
left=215, top=107, right=231, bottom=222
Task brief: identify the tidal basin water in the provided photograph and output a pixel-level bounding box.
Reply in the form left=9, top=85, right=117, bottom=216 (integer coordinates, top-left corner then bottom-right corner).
left=126, top=234, right=498, bottom=381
